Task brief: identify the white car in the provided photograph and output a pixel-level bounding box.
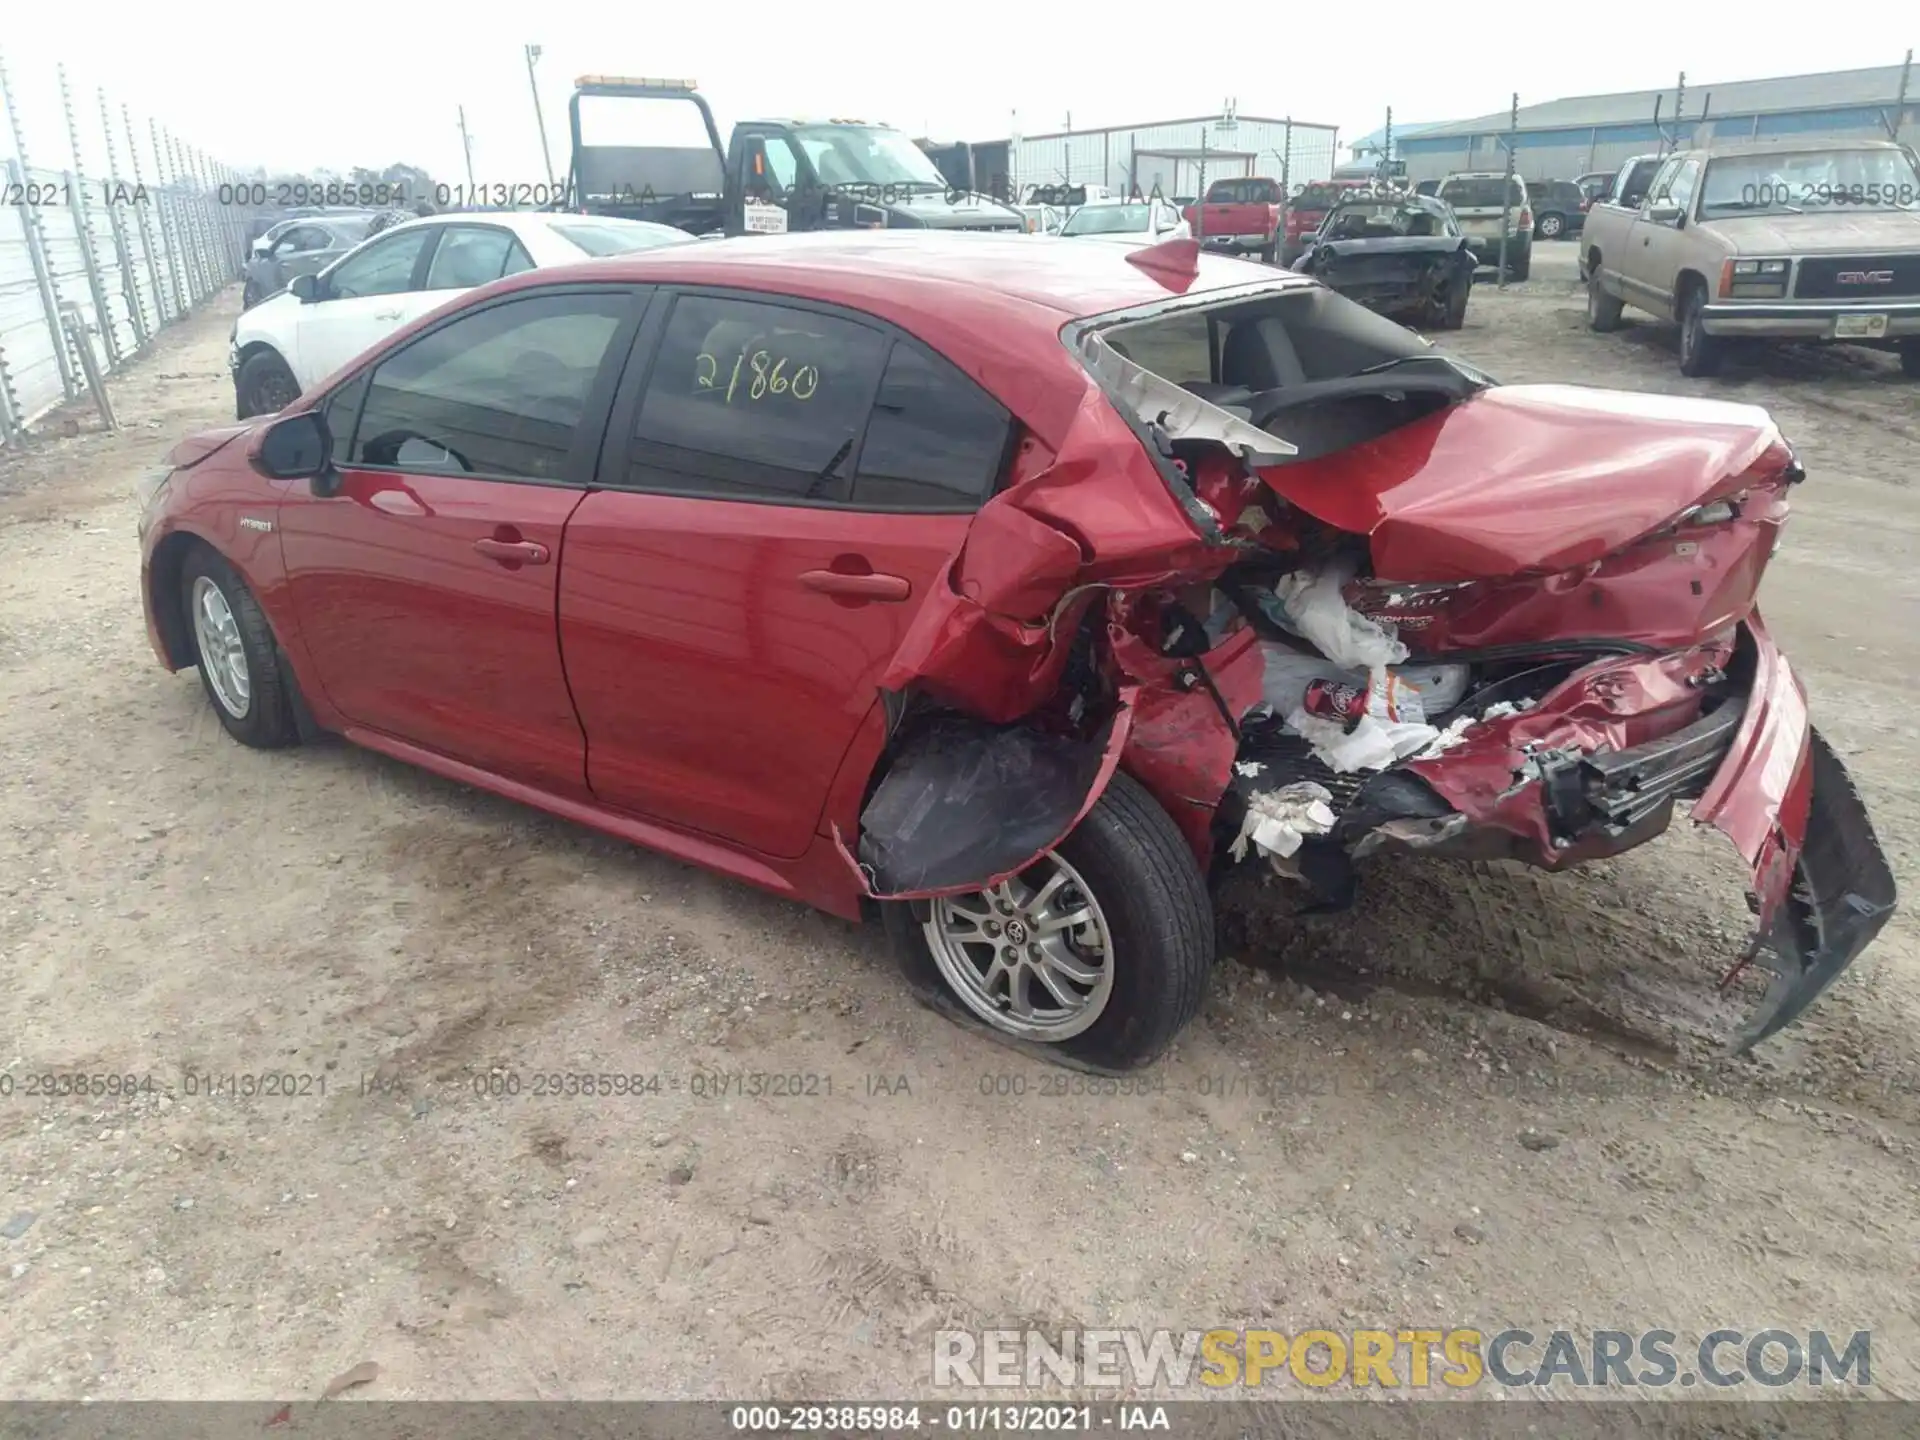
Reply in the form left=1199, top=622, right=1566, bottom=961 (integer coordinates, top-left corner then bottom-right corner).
left=229, top=211, right=693, bottom=417
left=1054, top=199, right=1191, bottom=244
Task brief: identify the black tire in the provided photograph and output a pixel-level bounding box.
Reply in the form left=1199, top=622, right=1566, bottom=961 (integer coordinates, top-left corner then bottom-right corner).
left=1536, top=212, right=1564, bottom=240
left=180, top=547, right=300, bottom=750
left=1901, top=340, right=1920, bottom=379
left=241, top=282, right=260, bottom=310
left=1505, top=244, right=1531, bottom=282
left=1258, top=241, right=1277, bottom=264
left=235, top=348, right=300, bottom=420
left=882, top=770, right=1214, bottom=1072
left=1587, top=270, right=1625, bottom=332
left=1678, top=282, right=1723, bottom=377
left=1441, top=273, right=1471, bottom=330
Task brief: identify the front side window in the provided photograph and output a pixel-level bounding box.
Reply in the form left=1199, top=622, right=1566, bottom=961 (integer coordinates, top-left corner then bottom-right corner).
left=628, top=294, right=889, bottom=503
left=328, top=228, right=433, bottom=299
left=346, top=291, right=631, bottom=480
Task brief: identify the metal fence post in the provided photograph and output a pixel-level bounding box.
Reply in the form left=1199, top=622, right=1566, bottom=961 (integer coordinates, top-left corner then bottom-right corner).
left=1497, top=92, right=1518, bottom=290
left=149, top=118, right=189, bottom=316
left=165, top=130, right=203, bottom=304
left=59, top=63, right=122, bottom=371
left=124, top=103, right=172, bottom=326
left=98, top=88, right=151, bottom=350
left=0, top=331, right=22, bottom=447
left=0, top=48, right=82, bottom=403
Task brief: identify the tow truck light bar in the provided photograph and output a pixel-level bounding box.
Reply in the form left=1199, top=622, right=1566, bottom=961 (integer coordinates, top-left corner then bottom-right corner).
left=575, top=75, right=697, bottom=90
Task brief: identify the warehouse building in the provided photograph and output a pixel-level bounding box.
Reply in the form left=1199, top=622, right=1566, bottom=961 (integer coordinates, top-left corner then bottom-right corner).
left=966, top=110, right=1339, bottom=203
left=1396, top=62, right=1918, bottom=185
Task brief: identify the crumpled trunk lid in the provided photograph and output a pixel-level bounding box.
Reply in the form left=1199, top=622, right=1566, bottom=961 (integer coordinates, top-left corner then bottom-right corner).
left=1256, top=384, right=1790, bottom=582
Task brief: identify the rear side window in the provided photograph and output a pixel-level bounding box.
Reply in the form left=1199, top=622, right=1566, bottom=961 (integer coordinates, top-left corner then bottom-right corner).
left=424, top=226, right=524, bottom=289
left=348, top=291, right=631, bottom=480
left=628, top=294, right=889, bottom=503
left=853, top=340, right=1012, bottom=510
left=328, top=228, right=433, bottom=299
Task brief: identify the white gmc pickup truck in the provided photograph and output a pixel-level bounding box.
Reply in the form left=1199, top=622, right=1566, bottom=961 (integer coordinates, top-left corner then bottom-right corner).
left=1578, top=138, right=1920, bottom=377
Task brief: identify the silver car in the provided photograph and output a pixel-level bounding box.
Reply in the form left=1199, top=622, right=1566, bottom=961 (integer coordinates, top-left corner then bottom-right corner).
left=241, top=213, right=382, bottom=309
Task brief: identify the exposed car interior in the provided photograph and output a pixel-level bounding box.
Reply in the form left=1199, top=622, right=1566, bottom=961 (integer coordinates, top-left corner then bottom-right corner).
left=1104, top=286, right=1492, bottom=461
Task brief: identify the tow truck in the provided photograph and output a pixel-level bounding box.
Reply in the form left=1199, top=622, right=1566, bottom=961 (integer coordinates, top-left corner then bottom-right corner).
left=563, top=76, right=1025, bottom=237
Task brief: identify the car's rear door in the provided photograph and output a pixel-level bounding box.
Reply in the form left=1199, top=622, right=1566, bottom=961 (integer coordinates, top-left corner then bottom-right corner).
left=278, top=284, right=646, bottom=796
left=558, top=287, right=1017, bottom=858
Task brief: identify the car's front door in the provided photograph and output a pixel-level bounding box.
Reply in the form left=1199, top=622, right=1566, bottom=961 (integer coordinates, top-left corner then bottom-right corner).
left=558, top=288, right=1017, bottom=857
left=414, top=222, right=539, bottom=312
left=278, top=285, right=645, bottom=796
left=1627, top=158, right=1701, bottom=313
left=293, top=225, right=440, bottom=386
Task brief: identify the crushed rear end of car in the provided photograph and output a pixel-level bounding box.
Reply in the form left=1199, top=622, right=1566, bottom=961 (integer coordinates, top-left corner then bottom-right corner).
left=842, top=245, right=1893, bottom=1051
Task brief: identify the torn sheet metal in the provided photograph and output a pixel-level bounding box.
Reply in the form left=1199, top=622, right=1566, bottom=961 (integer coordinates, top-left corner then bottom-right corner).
left=1253, top=384, right=1790, bottom=583
left=1081, top=333, right=1297, bottom=466
left=1110, top=618, right=1266, bottom=863
left=1229, top=782, right=1337, bottom=866
left=840, top=698, right=1135, bottom=901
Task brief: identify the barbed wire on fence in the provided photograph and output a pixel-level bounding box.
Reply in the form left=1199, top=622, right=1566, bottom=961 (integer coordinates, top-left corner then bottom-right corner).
left=0, top=47, right=264, bottom=445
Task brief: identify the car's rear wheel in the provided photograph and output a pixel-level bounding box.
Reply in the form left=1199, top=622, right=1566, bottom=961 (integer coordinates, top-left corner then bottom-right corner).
left=1587, top=271, right=1625, bottom=331
left=1678, top=282, right=1723, bottom=377
left=1536, top=212, right=1564, bottom=239
left=235, top=349, right=300, bottom=420
left=1505, top=244, right=1531, bottom=282
left=181, top=548, right=300, bottom=749
left=882, top=771, right=1213, bottom=1071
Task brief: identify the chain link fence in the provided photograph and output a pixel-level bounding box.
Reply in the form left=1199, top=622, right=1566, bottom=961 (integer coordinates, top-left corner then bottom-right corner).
left=1, top=49, right=268, bottom=445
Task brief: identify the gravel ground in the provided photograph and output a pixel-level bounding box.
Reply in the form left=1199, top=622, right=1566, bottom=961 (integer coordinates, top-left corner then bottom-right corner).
left=1, top=256, right=1916, bottom=1403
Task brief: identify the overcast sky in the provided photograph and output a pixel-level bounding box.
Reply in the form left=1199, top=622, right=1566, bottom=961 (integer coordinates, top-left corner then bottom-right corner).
left=3, top=4, right=1914, bottom=184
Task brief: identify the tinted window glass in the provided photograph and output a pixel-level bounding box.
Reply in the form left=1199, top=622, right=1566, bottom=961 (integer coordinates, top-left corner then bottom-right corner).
left=320, top=371, right=370, bottom=456
left=502, top=240, right=536, bottom=276
left=328, top=228, right=432, bottom=299
left=349, top=292, right=629, bottom=481
left=279, top=225, right=332, bottom=253
left=853, top=341, right=1012, bottom=509
left=425, top=226, right=518, bottom=289
left=1438, top=176, right=1526, bottom=209
left=629, top=294, right=888, bottom=503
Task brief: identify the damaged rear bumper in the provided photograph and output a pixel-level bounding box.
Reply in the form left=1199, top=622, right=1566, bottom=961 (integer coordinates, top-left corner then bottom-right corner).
left=1226, top=617, right=1895, bottom=1049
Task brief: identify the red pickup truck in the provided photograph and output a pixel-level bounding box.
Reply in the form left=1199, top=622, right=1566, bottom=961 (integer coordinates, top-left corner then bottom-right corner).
left=1184, top=177, right=1286, bottom=261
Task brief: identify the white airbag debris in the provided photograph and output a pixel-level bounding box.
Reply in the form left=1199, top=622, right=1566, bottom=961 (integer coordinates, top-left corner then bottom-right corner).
left=1229, top=781, right=1338, bottom=865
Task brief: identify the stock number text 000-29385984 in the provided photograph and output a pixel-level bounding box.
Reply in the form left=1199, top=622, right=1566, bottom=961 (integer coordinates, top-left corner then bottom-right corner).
left=695, top=349, right=819, bottom=405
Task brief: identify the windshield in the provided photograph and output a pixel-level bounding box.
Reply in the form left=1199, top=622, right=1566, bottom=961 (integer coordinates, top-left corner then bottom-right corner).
left=1061, top=204, right=1155, bottom=235
left=1439, top=176, right=1525, bottom=209
left=1323, top=200, right=1449, bottom=238
left=551, top=220, right=692, bottom=256
left=790, top=126, right=948, bottom=189
left=1699, top=148, right=1920, bottom=217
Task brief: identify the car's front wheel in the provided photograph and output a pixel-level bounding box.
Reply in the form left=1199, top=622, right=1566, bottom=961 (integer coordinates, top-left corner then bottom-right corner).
left=1587, top=271, right=1625, bottom=331
left=235, top=348, right=300, bottom=420
left=883, top=771, right=1213, bottom=1071
left=181, top=547, right=300, bottom=749
left=1678, top=282, right=1724, bottom=377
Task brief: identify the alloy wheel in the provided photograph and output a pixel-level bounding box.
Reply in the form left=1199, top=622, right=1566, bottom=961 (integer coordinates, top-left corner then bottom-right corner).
left=191, top=575, right=251, bottom=719
left=923, top=852, right=1115, bottom=1041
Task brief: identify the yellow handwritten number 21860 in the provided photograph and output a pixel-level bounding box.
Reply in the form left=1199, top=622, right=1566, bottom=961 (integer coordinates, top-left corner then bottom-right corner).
left=695, top=350, right=820, bottom=403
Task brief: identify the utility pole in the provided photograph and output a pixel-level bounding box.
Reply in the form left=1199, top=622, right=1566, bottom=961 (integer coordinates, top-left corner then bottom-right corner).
left=1382, top=106, right=1394, bottom=184
left=457, top=106, right=476, bottom=193
left=525, top=45, right=555, bottom=189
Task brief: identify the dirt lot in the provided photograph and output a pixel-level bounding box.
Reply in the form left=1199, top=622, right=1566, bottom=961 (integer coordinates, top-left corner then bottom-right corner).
left=2, top=253, right=1917, bottom=1403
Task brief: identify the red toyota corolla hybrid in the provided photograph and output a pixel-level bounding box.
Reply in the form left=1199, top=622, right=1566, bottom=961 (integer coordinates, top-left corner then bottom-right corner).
left=136, top=232, right=1893, bottom=1071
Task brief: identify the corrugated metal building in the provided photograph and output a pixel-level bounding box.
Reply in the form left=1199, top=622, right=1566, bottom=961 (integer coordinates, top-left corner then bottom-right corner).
left=969, top=114, right=1339, bottom=202
left=1398, top=63, right=1919, bottom=185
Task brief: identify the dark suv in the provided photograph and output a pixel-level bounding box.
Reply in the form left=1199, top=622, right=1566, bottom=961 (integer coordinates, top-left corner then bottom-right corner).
left=1528, top=179, right=1589, bottom=240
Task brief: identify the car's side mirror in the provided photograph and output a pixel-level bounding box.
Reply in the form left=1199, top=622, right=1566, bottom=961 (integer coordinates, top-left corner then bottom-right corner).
left=289, top=273, right=318, bottom=302
left=255, top=410, right=332, bottom=484
left=1647, top=203, right=1682, bottom=225
left=250, top=238, right=272, bottom=258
